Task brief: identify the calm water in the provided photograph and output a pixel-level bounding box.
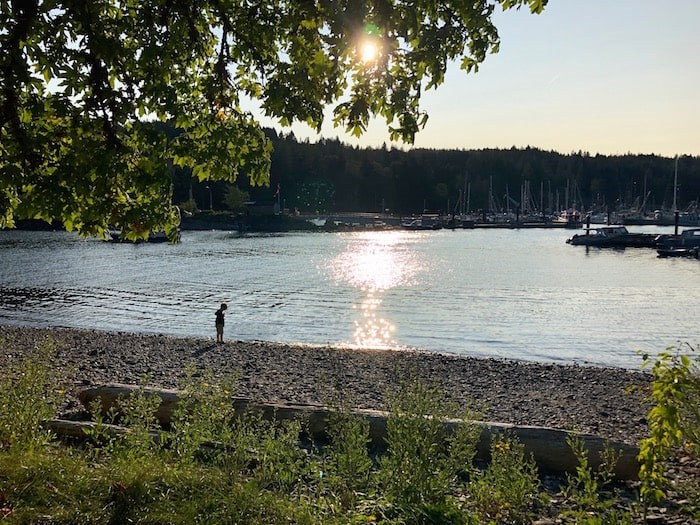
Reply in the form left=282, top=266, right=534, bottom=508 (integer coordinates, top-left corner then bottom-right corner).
left=1, top=227, right=697, bottom=369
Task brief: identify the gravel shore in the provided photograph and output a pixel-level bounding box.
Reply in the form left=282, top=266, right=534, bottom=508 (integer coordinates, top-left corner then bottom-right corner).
left=1, top=325, right=652, bottom=445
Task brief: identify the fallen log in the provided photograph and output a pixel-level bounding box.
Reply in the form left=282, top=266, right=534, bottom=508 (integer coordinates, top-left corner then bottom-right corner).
left=76, top=383, right=640, bottom=479
left=46, top=418, right=144, bottom=441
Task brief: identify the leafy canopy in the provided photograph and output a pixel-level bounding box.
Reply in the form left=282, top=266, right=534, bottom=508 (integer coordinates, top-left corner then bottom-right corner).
left=1, top=0, right=547, bottom=239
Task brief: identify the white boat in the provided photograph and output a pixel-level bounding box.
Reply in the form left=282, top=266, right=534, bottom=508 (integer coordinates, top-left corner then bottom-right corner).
left=400, top=214, right=443, bottom=230
left=400, top=218, right=440, bottom=230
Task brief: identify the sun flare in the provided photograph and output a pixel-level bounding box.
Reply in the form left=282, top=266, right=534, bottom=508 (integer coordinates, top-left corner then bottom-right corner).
left=359, top=40, right=379, bottom=63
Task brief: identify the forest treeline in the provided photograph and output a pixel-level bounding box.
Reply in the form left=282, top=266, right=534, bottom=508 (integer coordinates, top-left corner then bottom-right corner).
left=173, top=128, right=700, bottom=216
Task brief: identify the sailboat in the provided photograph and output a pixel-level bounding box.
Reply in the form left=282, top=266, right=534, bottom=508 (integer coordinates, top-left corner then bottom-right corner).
left=620, top=156, right=699, bottom=227
left=665, top=156, right=699, bottom=226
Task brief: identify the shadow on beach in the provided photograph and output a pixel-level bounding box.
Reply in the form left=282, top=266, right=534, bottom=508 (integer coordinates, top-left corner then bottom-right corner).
left=191, top=343, right=219, bottom=358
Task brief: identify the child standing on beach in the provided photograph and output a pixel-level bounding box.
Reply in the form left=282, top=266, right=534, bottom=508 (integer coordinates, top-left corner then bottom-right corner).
left=215, top=303, right=227, bottom=343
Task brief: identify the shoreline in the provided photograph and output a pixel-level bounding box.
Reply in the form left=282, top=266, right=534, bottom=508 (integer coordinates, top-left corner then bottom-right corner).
left=1, top=325, right=652, bottom=445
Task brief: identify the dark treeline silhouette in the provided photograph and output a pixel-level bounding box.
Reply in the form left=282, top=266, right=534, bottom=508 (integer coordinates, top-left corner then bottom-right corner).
left=173, top=127, right=700, bottom=216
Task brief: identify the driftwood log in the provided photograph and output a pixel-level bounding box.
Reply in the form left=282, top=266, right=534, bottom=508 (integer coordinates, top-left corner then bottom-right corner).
left=46, top=418, right=157, bottom=441
left=74, top=383, right=640, bottom=479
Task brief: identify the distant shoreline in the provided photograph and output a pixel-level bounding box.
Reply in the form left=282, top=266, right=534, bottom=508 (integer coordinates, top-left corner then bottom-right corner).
left=1, top=325, right=652, bottom=445
left=7, top=215, right=687, bottom=236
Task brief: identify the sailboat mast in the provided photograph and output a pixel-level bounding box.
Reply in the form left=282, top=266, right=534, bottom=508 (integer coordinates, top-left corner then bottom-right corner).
left=462, top=172, right=468, bottom=215
left=672, top=155, right=679, bottom=211
left=467, top=182, right=471, bottom=215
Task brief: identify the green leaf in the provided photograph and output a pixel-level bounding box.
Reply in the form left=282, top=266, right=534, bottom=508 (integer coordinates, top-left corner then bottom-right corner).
left=0, top=0, right=548, bottom=238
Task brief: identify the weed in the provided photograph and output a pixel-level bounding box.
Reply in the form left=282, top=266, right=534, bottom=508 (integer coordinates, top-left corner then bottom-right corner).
left=324, top=409, right=373, bottom=509
left=169, top=366, right=240, bottom=466
left=0, top=337, right=64, bottom=451
left=638, top=344, right=700, bottom=519
left=469, top=434, right=541, bottom=523
left=561, top=434, right=632, bottom=523
left=3, top=338, right=686, bottom=524
left=378, top=376, right=481, bottom=523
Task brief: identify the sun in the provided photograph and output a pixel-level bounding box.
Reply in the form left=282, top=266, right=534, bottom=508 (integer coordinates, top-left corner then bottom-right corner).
left=359, top=39, right=379, bottom=64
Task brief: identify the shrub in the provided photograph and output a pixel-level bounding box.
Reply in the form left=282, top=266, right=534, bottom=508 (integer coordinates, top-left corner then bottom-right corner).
left=378, top=377, right=481, bottom=523
left=469, top=435, right=541, bottom=523
left=324, top=410, right=373, bottom=509
left=562, top=435, right=631, bottom=524
left=0, top=337, right=64, bottom=451
left=169, top=367, right=240, bottom=465
left=639, top=344, right=700, bottom=513
left=2, top=339, right=672, bottom=524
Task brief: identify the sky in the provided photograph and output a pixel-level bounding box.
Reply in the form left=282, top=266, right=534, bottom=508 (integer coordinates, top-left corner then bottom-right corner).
left=248, top=0, right=700, bottom=157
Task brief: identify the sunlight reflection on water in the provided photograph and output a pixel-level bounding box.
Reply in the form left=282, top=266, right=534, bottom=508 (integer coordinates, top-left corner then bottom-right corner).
left=328, top=231, right=422, bottom=347
left=352, top=291, right=396, bottom=348
left=1, top=228, right=697, bottom=368
left=328, top=231, right=421, bottom=291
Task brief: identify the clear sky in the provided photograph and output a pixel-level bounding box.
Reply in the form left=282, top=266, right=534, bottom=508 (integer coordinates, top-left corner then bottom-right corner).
left=250, top=0, right=700, bottom=157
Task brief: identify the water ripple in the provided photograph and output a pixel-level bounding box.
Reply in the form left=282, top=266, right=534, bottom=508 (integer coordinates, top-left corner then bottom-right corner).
left=1, top=228, right=698, bottom=368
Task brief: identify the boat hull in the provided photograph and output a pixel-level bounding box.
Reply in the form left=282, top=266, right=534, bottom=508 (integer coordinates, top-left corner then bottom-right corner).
left=657, top=247, right=699, bottom=258
left=567, top=226, right=657, bottom=248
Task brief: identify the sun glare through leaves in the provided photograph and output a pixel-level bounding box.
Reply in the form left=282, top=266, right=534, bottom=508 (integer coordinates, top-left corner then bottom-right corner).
left=359, top=40, right=379, bottom=63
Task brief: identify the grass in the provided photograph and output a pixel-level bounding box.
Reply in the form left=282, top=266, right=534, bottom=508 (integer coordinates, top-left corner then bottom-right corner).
left=0, top=336, right=693, bottom=524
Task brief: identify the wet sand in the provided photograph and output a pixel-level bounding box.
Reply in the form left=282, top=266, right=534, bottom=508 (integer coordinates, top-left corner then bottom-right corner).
left=0, top=325, right=652, bottom=444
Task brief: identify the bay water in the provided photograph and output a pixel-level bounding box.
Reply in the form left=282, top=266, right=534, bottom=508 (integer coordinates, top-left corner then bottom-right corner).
left=1, top=227, right=697, bottom=369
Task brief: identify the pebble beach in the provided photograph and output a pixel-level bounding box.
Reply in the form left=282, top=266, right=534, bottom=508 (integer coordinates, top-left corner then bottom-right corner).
left=1, top=325, right=653, bottom=445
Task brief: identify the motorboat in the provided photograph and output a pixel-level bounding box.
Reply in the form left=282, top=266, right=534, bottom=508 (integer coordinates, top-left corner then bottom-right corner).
left=400, top=219, right=440, bottom=230
left=566, top=226, right=657, bottom=248
left=655, top=228, right=700, bottom=249
left=567, top=226, right=630, bottom=246
left=400, top=215, right=443, bottom=230
left=657, top=246, right=699, bottom=259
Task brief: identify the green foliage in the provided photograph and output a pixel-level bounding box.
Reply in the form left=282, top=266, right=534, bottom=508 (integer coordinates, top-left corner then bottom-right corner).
left=81, top=396, right=121, bottom=455
left=297, top=180, right=336, bottom=213
left=639, top=345, right=700, bottom=507
left=324, top=410, right=373, bottom=509
left=170, top=367, right=234, bottom=464
left=254, top=417, right=312, bottom=491
left=178, top=198, right=198, bottom=214
left=0, top=446, right=111, bottom=523
left=1, top=0, right=547, bottom=238
left=1, top=344, right=657, bottom=524
left=223, top=184, right=250, bottom=212
left=469, top=435, right=541, bottom=523
left=238, top=131, right=699, bottom=217
left=0, top=337, right=63, bottom=451
left=561, top=435, right=631, bottom=523
left=378, top=378, right=481, bottom=522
